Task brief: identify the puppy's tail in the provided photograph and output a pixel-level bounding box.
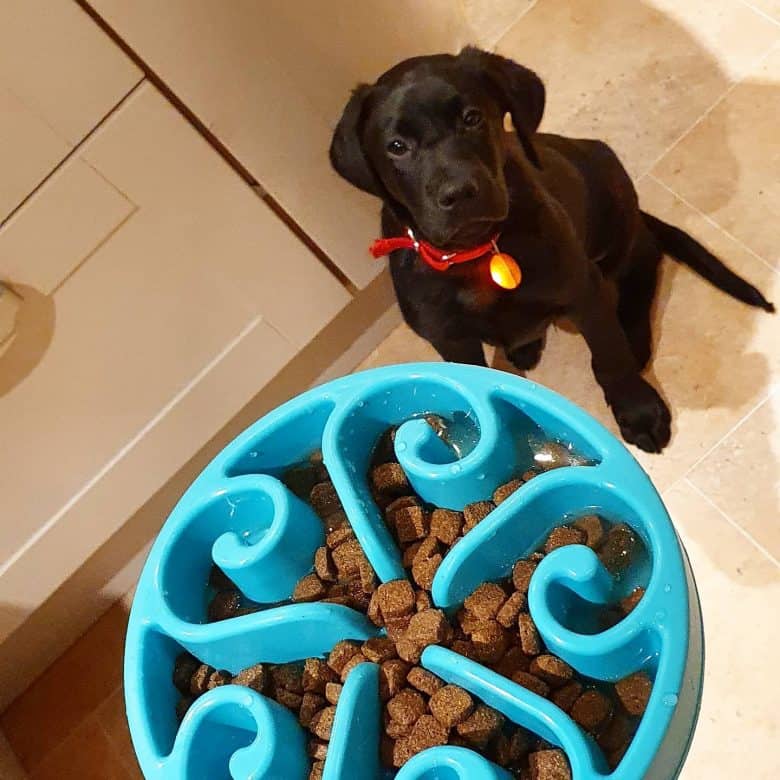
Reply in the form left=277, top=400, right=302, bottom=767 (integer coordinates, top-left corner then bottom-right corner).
left=642, top=211, right=774, bottom=313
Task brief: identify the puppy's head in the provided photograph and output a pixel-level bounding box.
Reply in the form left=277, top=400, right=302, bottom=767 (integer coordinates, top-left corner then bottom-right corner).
left=330, top=47, right=545, bottom=248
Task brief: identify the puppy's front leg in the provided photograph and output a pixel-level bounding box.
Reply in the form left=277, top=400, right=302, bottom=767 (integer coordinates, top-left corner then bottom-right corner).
left=572, top=269, right=671, bottom=453
left=429, top=336, right=487, bottom=367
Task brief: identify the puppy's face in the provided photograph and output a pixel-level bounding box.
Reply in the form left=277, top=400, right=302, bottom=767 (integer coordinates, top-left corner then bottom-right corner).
left=331, top=48, right=545, bottom=249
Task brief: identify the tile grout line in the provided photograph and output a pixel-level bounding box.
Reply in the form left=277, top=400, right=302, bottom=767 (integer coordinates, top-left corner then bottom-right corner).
left=684, top=478, right=780, bottom=569
left=736, top=0, right=780, bottom=27
left=647, top=174, right=780, bottom=277
left=639, top=42, right=779, bottom=180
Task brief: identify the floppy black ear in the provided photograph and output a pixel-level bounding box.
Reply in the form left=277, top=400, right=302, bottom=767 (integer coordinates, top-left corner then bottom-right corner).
left=460, top=47, right=546, bottom=168
left=329, top=84, right=383, bottom=196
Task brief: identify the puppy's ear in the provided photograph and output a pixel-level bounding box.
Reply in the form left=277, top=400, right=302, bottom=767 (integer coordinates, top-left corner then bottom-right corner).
left=329, top=84, right=383, bottom=195
left=460, top=47, right=545, bottom=168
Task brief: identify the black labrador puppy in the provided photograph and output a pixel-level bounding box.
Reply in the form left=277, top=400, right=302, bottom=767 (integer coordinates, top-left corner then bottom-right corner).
left=330, top=48, right=773, bottom=452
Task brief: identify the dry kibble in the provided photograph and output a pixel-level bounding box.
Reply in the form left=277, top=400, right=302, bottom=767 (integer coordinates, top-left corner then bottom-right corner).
left=190, top=664, right=215, bottom=695
left=493, top=479, right=523, bottom=505
left=299, top=692, right=325, bottom=727
left=385, top=496, right=420, bottom=524
left=380, top=660, right=410, bottom=701
left=413, top=536, right=442, bottom=564
left=386, top=718, right=413, bottom=739
left=530, top=655, right=574, bottom=688
left=407, top=667, right=444, bottom=696
left=387, top=688, right=427, bottom=726
left=402, top=542, right=424, bottom=568
left=430, top=509, right=463, bottom=545
left=544, top=525, right=586, bottom=553
left=450, top=640, right=476, bottom=660
left=458, top=609, right=482, bottom=636
left=511, top=671, right=550, bottom=698
left=308, top=739, right=329, bottom=761
left=415, top=590, right=432, bottom=612
left=406, top=609, right=450, bottom=648
left=310, top=706, right=337, bottom=740
left=324, top=682, right=342, bottom=705
left=339, top=653, right=367, bottom=682
left=232, top=663, right=266, bottom=693
left=283, top=462, right=329, bottom=500
left=359, top=558, right=377, bottom=593
left=327, top=641, right=361, bottom=675
left=464, top=583, right=507, bottom=620
left=620, top=587, right=645, bottom=615
left=411, top=554, right=442, bottom=591
left=496, top=591, right=527, bottom=628
left=208, top=590, right=241, bottom=622
left=512, top=560, right=538, bottom=594
left=492, top=729, right=530, bottom=766
left=324, top=510, right=349, bottom=534
left=314, top=546, right=337, bottom=582
left=395, top=506, right=430, bottom=543
left=386, top=615, right=413, bottom=643
left=471, top=620, right=510, bottom=665
left=362, top=637, right=398, bottom=664
left=495, top=646, right=531, bottom=678
left=396, top=637, right=423, bottom=664
left=207, top=669, right=232, bottom=690
left=173, top=653, right=200, bottom=695
left=371, top=462, right=411, bottom=497
left=598, top=711, right=633, bottom=753
left=518, top=614, right=542, bottom=656
left=310, top=481, right=342, bottom=519
left=276, top=688, right=303, bottom=711
left=309, top=760, right=325, bottom=780
left=326, top=526, right=355, bottom=550
left=551, top=681, right=583, bottom=714
left=293, top=573, right=327, bottom=603
left=332, top=539, right=367, bottom=578
left=376, top=580, right=415, bottom=620
left=574, top=515, right=606, bottom=549
left=615, top=672, right=653, bottom=716
left=529, top=748, right=572, bottom=780
left=429, top=685, right=475, bottom=728
left=570, top=689, right=614, bottom=733
left=208, top=564, right=235, bottom=592
left=408, top=714, right=449, bottom=753
left=455, top=704, right=505, bottom=749
left=463, top=501, right=494, bottom=531
left=598, top=524, right=638, bottom=574
left=272, top=663, right=304, bottom=694
left=393, top=736, right=414, bottom=768
left=367, top=590, right=383, bottom=626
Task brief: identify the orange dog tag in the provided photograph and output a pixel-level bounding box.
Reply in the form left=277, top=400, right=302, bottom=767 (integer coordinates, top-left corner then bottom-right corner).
left=489, top=252, right=522, bottom=290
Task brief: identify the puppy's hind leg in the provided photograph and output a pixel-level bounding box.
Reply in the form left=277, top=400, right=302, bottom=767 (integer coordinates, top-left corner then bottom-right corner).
left=617, top=229, right=663, bottom=370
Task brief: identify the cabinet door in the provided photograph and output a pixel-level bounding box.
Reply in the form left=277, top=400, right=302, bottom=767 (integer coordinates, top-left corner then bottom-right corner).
left=0, top=0, right=141, bottom=221
left=0, top=84, right=350, bottom=643
left=89, top=0, right=470, bottom=287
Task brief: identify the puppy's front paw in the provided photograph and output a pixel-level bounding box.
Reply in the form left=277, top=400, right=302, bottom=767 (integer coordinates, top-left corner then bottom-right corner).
left=607, top=376, right=671, bottom=453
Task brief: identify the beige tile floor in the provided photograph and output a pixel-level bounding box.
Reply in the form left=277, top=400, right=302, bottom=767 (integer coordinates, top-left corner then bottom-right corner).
left=2, top=1, right=779, bottom=777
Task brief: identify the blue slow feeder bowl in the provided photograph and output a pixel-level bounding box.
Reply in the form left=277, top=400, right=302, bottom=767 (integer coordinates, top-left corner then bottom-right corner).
left=125, top=363, right=703, bottom=780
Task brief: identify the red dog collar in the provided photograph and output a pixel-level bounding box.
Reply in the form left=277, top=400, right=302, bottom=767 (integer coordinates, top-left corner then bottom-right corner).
left=369, top=227, right=522, bottom=289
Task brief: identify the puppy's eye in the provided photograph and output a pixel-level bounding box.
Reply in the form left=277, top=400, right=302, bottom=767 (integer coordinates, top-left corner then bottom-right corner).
left=463, top=108, right=483, bottom=128
left=387, top=139, right=410, bottom=157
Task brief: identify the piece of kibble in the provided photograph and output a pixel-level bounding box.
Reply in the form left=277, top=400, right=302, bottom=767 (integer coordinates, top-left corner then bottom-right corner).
left=310, top=706, right=337, bottom=740
left=333, top=539, right=368, bottom=578
left=530, top=655, right=574, bottom=688
left=206, top=669, right=231, bottom=690
left=208, top=589, right=241, bottom=622
left=314, top=546, right=337, bottom=582
left=598, top=711, right=633, bottom=753
left=339, top=652, right=367, bottom=682
left=175, top=696, right=195, bottom=721
left=493, top=479, right=524, bottom=505
left=324, top=682, right=342, bottom=705
left=386, top=615, right=413, bottom=643
left=309, top=760, right=325, bottom=780
left=430, top=509, right=463, bottom=545
left=208, top=564, right=235, bottom=592
left=385, top=496, right=420, bottom=525
left=407, top=667, right=444, bottom=696
left=450, top=639, right=476, bottom=660
left=324, top=510, right=349, bottom=533
left=361, top=637, right=397, bottom=664
left=455, top=704, right=505, bottom=749
left=386, top=718, right=413, bottom=739
left=570, top=689, right=614, bottom=733
left=512, top=560, right=538, bottom=594
left=395, top=506, right=430, bottom=543
left=574, top=515, right=606, bottom=549
left=415, top=589, right=432, bottom=612
left=492, top=729, right=530, bottom=767
left=392, top=736, right=414, bottom=768
left=299, top=692, right=325, bottom=728
left=310, top=481, right=342, bottom=519
left=598, top=524, right=638, bottom=574
left=408, top=714, right=449, bottom=754
left=411, top=554, right=442, bottom=591
left=544, top=525, right=587, bottom=553
left=308, top=738, right=329, bottom=761
left=376, top=580, right=415, bottom=620
left=496, top=591, right=527, bottom=628
left=275, top=688, right=303, bottom=711
left=464, top=583, right=507, bottom=620
left=471, top=621, right=510, bottom=664
left=529, top=748, right=572, bottom=780
left=302, top=658, right=337, bottom=694
left=190, top=663, right=215, bottom=695
left=380, top=660, right=411, bottom=701
left=387, top=688, right=427, bottom=727
left=359, top=558, right=377, bottom=593
left=371, top=462, right=411, bottom=497
left=615, top=671, right=653, bottom=716
left=327, top=641, right=362, bottom=675
left=283, top=462, right=329, bottom=500
left=406, top=609, right=450, bottom=648
left=272, top=663, right=304, bottom=693
left=232, top=663, right=266, bottom=693
left=620, top=587, right=645, bottom=615
left=326, top=525, right=354, bottom=549
left=429, top=685, right=475, bottom=728
left=293, top=573, right=327, bottom=603
left=173, top=652, right=200, bottom=694
left=511, top=671, right=550, bottom=698
left=402, top=541, right=423, bottom=568
left=413, top=535, right=441, bottom=564
left=495, top=646, right=531, bottom=678
left=463, top=501, right=494, bottom=531
left=396, top=637, right=423, bottom=664
left=518, top=614, right=542, bottom=656
left=551, top=681, right=583, bottom=714
left=367, top=591, right=383, bottom=626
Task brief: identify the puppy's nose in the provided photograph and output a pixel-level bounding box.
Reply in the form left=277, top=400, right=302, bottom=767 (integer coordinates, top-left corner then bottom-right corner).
left=437, top=178, right=478, bottom=210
